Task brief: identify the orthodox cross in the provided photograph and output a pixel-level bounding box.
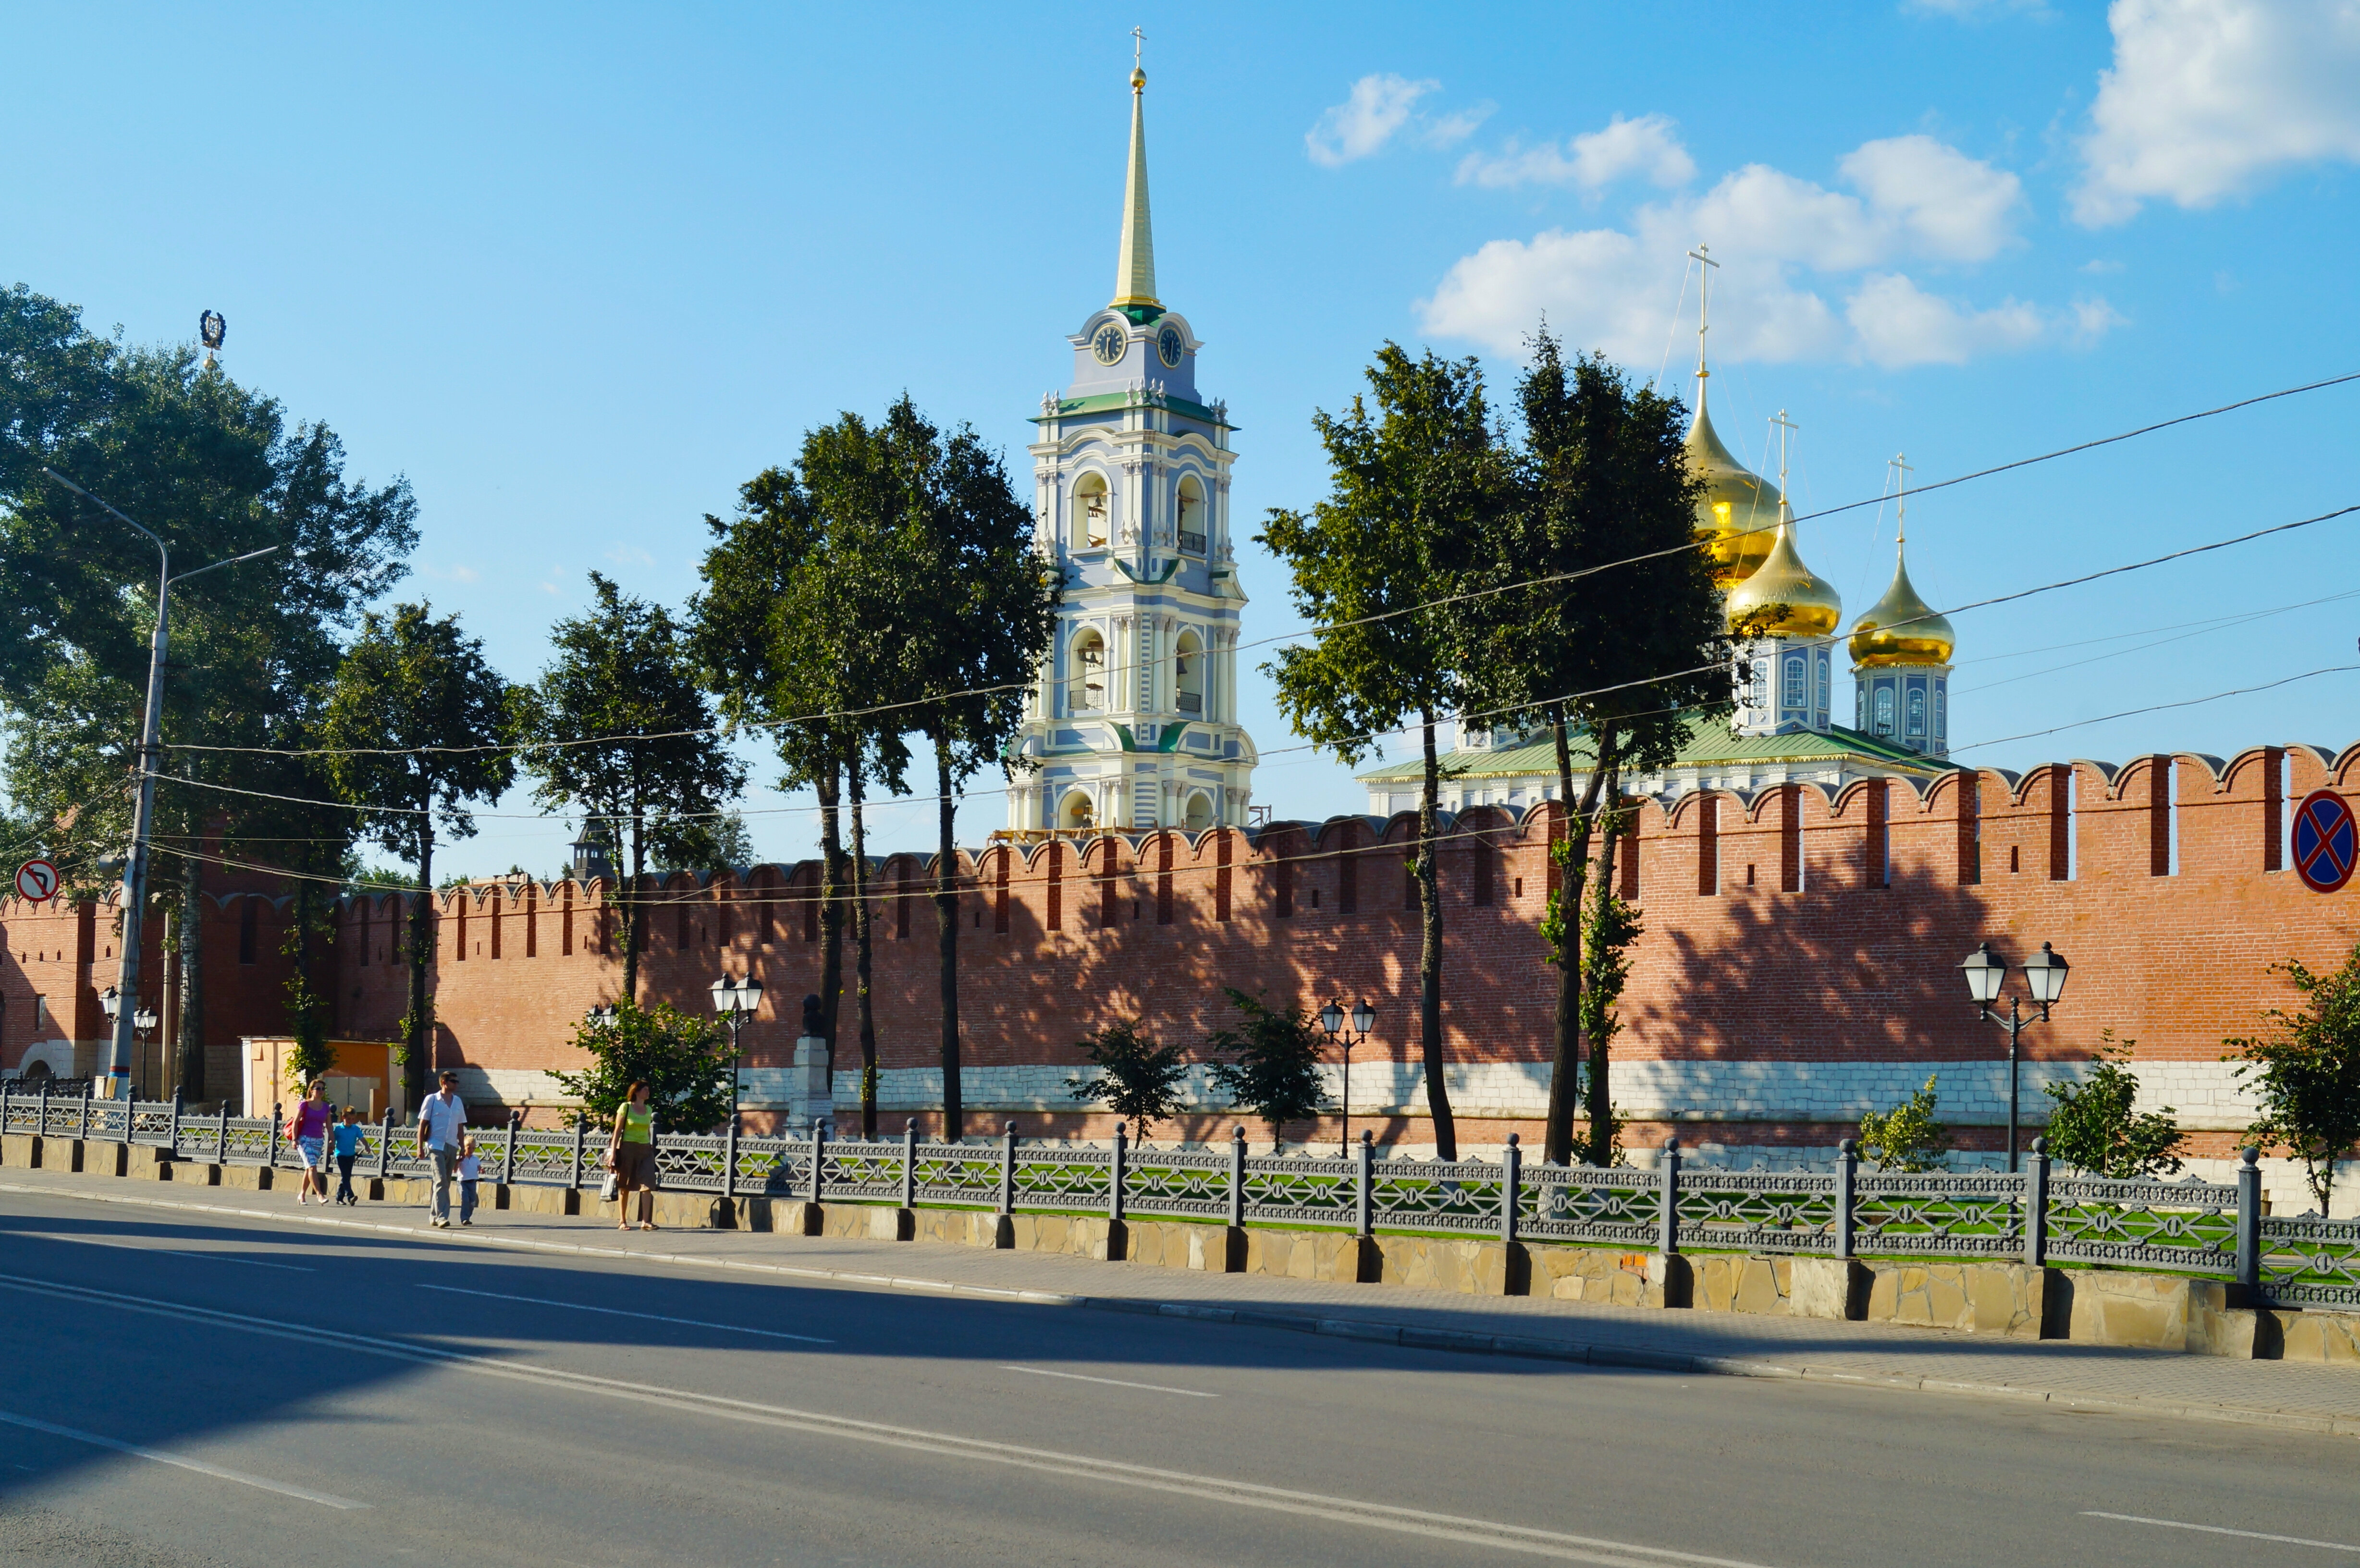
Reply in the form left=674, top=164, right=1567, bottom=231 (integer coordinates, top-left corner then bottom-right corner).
left=1889, top=453, right=1914, bottom=543
left=1687, top=243, right=1719, bottom=379
left=1132, top=25, right=1144, bottom=71
left=1770, top=408, right=1798, bottom=499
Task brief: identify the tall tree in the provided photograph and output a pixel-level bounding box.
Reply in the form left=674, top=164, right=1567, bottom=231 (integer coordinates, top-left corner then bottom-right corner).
left=516, top=572, right=745, bottom=1007
left=1258, top=343, right=1509, bottom=1160
left=320, top=603, right=515, bottom=1107
left=884, top=400, right=1057, bottom=1143
left=1459, top=334, right=1728, bottom=1164
left=1, top=294, right=414, bottom=1099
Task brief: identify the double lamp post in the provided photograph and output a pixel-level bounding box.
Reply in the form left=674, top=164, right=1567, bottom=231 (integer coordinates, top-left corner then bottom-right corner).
left=1958, top=939, right=2070, bottom=1172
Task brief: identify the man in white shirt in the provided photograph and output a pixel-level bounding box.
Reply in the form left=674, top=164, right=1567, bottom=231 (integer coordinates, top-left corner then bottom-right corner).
left=416, top=1071, right=467, bottom=1227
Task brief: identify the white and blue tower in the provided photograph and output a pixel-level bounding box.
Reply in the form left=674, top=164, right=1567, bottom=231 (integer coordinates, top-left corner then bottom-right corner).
left=1004, top=59, right=1257, bottom=834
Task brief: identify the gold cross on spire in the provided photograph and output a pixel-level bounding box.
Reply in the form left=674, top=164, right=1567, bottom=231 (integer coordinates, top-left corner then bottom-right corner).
left=1687, top=243, right=1719, bottom=380
left=1132, top=24, right=1145, bottom=75
left=1770, top=408, right=1798, bottom=498
left=1889, top=453, right=1914, bottom=545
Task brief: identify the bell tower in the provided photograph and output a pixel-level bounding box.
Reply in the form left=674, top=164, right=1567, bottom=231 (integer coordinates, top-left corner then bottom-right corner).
left=1003, top=53, right=1258, bottom=835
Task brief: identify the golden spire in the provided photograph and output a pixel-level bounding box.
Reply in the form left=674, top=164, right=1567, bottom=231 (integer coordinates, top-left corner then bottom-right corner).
left=1681, top=245, right=1778, bottom=586
left=1111, top=29, right=1160, bottom=314
left=1724, top=411, right=1843, bottom=637
left=1850, top=453, right=1956, bottom=667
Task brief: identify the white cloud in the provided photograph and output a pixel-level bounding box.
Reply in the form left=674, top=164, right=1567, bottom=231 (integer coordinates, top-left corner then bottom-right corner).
left=606, top=544, right=655, bottom=568
left=1420, top=134, right=2050, bottom=365
left=1456, top=113, right=1696, bottom=192
left=1306, top=74, right=1438, bottom=168
left=2074, top=0, right=2360, bottom=226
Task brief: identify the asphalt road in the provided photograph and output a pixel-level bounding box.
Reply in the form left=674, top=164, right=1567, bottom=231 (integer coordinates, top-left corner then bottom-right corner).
left=0, top=1187, right=2354, bottom=1568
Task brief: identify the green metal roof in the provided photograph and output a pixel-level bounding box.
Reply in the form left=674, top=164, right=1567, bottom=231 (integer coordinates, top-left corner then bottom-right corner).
left=1030, top=391, right=1234, bottom=430
left=1353, top=718, right=1957, bottom=784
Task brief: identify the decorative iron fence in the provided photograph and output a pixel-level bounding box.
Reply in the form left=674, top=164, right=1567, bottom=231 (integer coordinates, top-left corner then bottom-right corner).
left=7, top=1078, right=2353, bottom=1311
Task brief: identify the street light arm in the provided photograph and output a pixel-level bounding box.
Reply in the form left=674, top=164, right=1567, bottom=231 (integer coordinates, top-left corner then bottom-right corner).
left=41, top=467, right=167, bottom=554
left=170, top=544, right=281, bottom=586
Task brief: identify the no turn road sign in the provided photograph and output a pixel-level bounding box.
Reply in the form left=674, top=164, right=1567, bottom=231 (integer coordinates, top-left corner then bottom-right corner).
left=14, top=859, right=59, bottom=904
left=2293, top=789, right=2358, bottom=894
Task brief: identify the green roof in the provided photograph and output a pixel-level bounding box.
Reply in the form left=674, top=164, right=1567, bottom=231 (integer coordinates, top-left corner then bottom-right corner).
left=1030, top=392, right=1234, bottom=430
left=1353, top=718, right=1957, bottom=784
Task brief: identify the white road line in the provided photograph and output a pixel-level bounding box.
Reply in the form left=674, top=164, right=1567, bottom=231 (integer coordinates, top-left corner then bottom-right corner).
left=29, top=1233, right=316, bottom=1272
left=0, top=1409, right=366, bottom=1509
left=1004, top=1364, right=1216, bottom=1397
left=417, top=1283, right=832, bottom=1343
left=2084, top=1511, right=2360, bottom=1552
left=0, top=1271, right=1775, bottom=1568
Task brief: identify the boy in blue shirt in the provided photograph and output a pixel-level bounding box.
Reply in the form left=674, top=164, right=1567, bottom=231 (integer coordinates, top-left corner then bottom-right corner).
left=332, top=1106, right=368, bottom=1206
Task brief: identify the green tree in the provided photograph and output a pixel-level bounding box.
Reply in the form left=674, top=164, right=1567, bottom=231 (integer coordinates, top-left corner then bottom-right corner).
left=1066, top=1019, right=1191, bottom=1143
left=1, top=296, right=413, bottom=1099
left=1207, top=989, right=1329, bottom=1153
left=320, top=603, right=515, bottom=1106
left=516, top=572, right=745, bottom=1006
left=547, top=996, right=735, bottom=1135
left=2043, top=1031, right=2183, bottom=1178
left=1453, top=334, right=1725, bottom=1164
left=1257, top=344, right=1510, bottom=1161
left=1859, top=1075, right=1951, bottom=1174
left=2226, top=944, right=2360, bottom=1212
left=892, top=401, right=1058, bottom=1143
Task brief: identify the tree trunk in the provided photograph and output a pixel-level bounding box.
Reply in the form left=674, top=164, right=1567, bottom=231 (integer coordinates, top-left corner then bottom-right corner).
left=850, top=752, right=878, bottom=1139
left=175, top=854, right=206, bottom=1105
left=1417, top=708, right=1456, bottom=1160
left=1580, top=743, right=1625, bottom=1167
left=933, top=737, right=963, bottom=1142
left=1542, top=705, right=1610, bottom=1165
left=622, top=806, right=645, bottom=1006
left=815, top=754, right=844, bottom=1090
left=405, top=825, right=434, bottom=1111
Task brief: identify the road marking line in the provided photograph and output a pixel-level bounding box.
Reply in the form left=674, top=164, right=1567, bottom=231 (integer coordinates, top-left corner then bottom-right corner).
left=27, top=1233, right=316, bottom=1272
left=1003, top=1364, right=1216, bottom=1397
left=417, top=1283, right=833, bottom=1343
left=2083, top=1512, right=2360, bottom=1552
left=0, top=1271, right=1773, bottom=1568
left=0, top=1409, right=365, bottom=1509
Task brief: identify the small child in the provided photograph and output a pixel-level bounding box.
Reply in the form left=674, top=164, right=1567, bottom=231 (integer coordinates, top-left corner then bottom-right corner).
left=332, top=1107, right=367, bottom=1206
left=456, top=1136, right=482, bottom=1227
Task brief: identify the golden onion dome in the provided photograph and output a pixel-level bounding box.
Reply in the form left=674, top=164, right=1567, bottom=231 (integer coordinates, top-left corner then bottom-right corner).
left=1685, top=390, right=1781, bottom=587
left=1849, top=541, right=1955, bottom=668
left=1724, top=504, right=1843, bottom=638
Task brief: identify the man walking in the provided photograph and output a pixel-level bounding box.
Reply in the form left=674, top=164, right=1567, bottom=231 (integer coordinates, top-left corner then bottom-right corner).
left=417, top=1071, right=468, bottom=1228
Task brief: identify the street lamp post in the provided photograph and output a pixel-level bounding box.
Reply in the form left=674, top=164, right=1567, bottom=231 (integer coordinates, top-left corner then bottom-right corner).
left=1316, top=999, right=1377, bottom=1154
left=1959, top=940, right=2071, bottom=1172
left=710, top=974, right=762, bottom=1117
left=42, top=468, right=278, bottom=1102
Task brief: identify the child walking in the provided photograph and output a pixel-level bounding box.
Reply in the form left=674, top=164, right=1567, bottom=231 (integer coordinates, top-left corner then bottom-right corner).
left=456, top=1136, right=482, bottom=1227
left=332, top=1106, right=366, bottom=1206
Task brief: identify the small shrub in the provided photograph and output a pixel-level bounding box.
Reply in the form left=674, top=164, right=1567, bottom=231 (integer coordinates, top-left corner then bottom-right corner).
left=1206, top=989, right=1328, bottom=1152
left=1860, top=1075, right=1950, bottom=1173
left=1066, top=1019, right=1190, bottom=1142
left=2225, top=943, right=2360, bottom=1213
left=2043, top=1030, right=2182, bottom=1178
left=547, top=997, right=735, bottom=1134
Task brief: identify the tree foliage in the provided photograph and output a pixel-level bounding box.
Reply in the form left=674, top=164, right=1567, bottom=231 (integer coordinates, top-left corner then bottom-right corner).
left=2043, top=1030, right=2183, bottom=1179
left=2226, top=944, right=2360, bottom=1212
left=1206, top=989, right=1329, bottom=1152
left=516, top=571, right=744, bottom=1006
left=1257, top=343, right=1510, bottom=1160
left=320, top=603, right=514, bottom=1103
left=547, top=997, right=736, bottom=1135
left=1065, top=1019, right=1191, bottom=1142
left=1859, top=1075, right=1951, bottom=1174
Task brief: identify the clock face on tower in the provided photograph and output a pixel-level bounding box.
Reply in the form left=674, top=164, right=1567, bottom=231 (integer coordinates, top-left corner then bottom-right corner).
left=1091, top=325, right=1127, bottom=366
left=1156, top=325, right=1184, bottom=368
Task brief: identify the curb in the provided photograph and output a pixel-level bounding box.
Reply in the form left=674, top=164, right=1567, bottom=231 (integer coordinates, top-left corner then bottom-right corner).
left=4, top=1177, right=2354, bottom=1441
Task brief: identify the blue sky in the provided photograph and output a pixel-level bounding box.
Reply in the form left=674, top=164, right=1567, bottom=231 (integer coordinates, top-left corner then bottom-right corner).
left=7, top=1, right=2359, bottom=877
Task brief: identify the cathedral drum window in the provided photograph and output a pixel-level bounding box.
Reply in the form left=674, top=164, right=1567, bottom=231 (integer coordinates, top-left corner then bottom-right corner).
left=1873, top=685, right=1896, bottom=735
left=1906, top=687, right=1926, bottom=738
left=1782, top=654, right=1806, bottom=710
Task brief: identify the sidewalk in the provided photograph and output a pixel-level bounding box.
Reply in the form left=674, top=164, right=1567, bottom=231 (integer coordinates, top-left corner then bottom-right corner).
left=5, top=1164, right=2359, bottom=1440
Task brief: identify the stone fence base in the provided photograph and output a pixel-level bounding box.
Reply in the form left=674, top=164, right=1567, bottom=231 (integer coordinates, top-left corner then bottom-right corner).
left=10, top=1140, right=2355, bottom=1364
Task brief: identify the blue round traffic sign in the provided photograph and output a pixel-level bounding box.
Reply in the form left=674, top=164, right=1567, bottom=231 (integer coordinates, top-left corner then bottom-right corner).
left=2293, top=789, right=2357, bottom=893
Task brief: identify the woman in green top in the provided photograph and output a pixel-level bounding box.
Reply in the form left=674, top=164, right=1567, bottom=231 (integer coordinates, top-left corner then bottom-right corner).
left=608, top=1081, right=659, bottom=1230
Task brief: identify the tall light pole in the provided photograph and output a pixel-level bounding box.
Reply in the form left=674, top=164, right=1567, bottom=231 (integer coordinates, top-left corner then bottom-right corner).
left=1316, top=998, right=1377, bottom=1153
left=1959, top=940, right=2071, bottom=1172
left=42, top=467, right=278, bottom=1100
left=710, top=973, right=762, bottom=1118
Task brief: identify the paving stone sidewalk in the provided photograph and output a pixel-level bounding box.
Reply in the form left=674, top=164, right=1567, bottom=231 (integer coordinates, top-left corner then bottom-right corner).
left=6, top=1166, right=2358, bottom=1439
